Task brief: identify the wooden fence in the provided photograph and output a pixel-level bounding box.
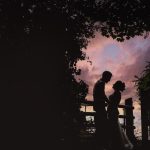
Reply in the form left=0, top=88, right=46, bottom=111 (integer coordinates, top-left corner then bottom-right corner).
left=141, top=92, right=150, bottom=145
left=80, top=98, right=136, bottom=143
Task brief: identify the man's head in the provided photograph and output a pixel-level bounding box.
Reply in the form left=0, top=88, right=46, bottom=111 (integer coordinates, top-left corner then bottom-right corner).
left=101, top=71, right=112, bottom=83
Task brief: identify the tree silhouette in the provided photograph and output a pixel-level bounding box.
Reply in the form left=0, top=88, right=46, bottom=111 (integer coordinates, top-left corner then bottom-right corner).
left=135, top=62, right=150, bottom=145
left=135, top=62, right=150, bottom=109
left=1, top=0, right=150, bottom=149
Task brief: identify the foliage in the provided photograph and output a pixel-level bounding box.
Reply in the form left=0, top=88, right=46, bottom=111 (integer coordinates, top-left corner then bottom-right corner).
left=1, top=0, right=150, bottom=146
left=135, top=62, right=150, bottom=95
left=1, top=0, right=150, bottom=43
left=134, top=62, right=150, bottom=111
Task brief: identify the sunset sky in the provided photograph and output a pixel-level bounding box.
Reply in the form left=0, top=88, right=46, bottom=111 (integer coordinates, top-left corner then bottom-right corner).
left=77, top=32, right=150, bottom=137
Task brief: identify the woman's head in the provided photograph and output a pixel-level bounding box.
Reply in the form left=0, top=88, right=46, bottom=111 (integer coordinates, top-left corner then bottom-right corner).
left=113, top=81, right=125, bottom=91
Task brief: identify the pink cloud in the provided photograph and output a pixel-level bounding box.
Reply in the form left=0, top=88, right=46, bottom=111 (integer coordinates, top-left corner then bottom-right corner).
left=77, top=33, right=150, bottom=101
left=77, top=33, right=150, bottom=135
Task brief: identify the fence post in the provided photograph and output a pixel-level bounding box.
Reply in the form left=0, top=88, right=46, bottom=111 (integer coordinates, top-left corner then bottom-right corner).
left=141, top=95, right=149, bottom=146
left=125, top=98, right=135, bottom=142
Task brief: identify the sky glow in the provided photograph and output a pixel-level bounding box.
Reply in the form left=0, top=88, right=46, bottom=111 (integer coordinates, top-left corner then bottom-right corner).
left=77, top=33, right=150, bottom=137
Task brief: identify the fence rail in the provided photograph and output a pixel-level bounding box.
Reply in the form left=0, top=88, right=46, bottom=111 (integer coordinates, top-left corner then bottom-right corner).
left=80, top=98, right=136, bottom=143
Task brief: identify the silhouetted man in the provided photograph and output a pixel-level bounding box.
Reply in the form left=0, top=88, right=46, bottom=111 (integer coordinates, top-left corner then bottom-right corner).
left=93, top=71, right=112, bottom=150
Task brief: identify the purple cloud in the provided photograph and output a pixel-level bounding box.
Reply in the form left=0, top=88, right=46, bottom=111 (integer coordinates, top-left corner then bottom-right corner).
left=76, top=34, right=150, bottom=135
left=77, top=34, right=150, bottom=101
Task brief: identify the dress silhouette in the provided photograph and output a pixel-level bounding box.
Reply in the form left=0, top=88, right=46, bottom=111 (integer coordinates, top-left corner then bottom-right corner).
left=93, top=71, right=112, bottom=149
left=107, top=81, right=134, bottom=150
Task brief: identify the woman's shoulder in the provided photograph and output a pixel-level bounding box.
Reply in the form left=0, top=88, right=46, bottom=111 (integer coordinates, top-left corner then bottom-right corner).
left=115, top=91, right=121, bottom=96
left=109, top=91, right=121, bottom=100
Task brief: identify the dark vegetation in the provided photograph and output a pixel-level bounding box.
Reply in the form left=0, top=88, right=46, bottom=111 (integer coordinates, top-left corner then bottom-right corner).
left=135, top=62, right=150, bottom=147
left=0, top=0, right=150, bottom=149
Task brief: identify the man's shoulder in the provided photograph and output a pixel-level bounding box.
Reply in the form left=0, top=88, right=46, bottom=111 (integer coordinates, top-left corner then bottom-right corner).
left=94, top=79, right=104, bottom=90
left=96, top=79, right=104, bottom=85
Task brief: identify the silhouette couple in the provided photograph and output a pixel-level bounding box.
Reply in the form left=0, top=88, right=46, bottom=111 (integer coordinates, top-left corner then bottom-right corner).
left=93, top=71, right=134, bottom=150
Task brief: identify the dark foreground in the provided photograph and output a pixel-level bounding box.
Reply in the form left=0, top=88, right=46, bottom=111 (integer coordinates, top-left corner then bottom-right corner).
left=60, top=136, right=149, bottom=150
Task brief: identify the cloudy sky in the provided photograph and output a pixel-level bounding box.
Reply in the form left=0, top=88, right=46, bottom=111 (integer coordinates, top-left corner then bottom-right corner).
left=76, top=32, right=150, bottom=137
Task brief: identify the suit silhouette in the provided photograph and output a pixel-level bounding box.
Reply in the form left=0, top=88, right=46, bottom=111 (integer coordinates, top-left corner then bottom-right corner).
left=93, top=71, right=112, bottom=149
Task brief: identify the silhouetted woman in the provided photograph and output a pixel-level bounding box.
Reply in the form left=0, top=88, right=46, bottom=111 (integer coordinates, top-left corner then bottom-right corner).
left=107, top=81, right=134, bottom=150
